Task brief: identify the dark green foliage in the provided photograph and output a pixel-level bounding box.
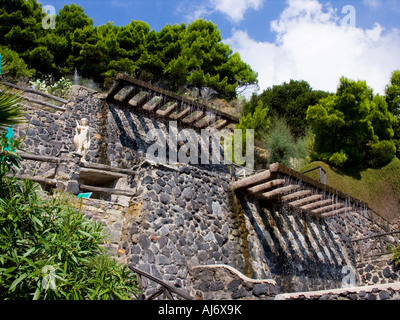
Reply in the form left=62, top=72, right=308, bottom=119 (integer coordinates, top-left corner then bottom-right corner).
left=0, top=131, right=140, bottom=300
left=393, top=244, right=400, bottom=267
left=307, top=77, right=396, bottom=168
left=367, top=140, right=396, bottom=168
left=386, top=70, right=400, bottom=159
left=392, top=120, right=400, bottom=159
left=236, top=100, right=270, bottom=141
left=386, top=70, right=400, bottom=118
left=0, top=0, right=47, bottom=74
left=0, top=0, right=257, bottom=99
left=0, top=46, right=35, bottom=81
left=242, top=80, right=329, bottom=138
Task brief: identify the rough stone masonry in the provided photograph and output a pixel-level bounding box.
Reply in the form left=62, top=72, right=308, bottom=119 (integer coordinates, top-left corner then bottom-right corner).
left=12, top=82, right=400, bottom=300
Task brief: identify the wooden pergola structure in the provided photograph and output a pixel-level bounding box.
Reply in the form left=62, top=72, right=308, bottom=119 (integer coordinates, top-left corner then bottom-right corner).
left=102, top=74, right=239, bottom=130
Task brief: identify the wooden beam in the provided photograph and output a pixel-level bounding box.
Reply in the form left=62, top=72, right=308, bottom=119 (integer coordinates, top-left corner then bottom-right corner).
left=2, top=81, right=68, bottom=104
left=207, top=119, right=227, bottom=130
left=262, top=185, right=300, bottom=199
left=320, top=207, right=350, bottom=218
left=104, top=81, right=123, bottom=99
left=18, top=152, right=60, bottom=164
left=169, top=106, right=191, bottom=120
left=80, top=167, right=125, bottom=179
left=312, top=203, right=345, bottom=215
left=128, top=92, right=148, bottom=107
left=247, top=179, right=286, bottom=194
left=146, top=287, right=165, bottom=300
left=182, top=111, right=204, bottom=124
left=232, top=170, right=272, bottom=190
left=17, top=94, right=66, bottom=111
left=156, top=102, right=177, bottom=117
left=80, top=184, right=134, bottom=197
left=300, top=199, right=333, bottom=211
left=288, top=194, right=323, bottom=207
left=269, top=162, right=372, bottom=212
left=114, top=87, right=135, bottom=102
left=194, top=114, right=216, bottom=129
left=80, top=162, right=136, bottom=176
left=280, top=190, right=312, bottom=202
left=15, top=174, right=57, bottom=186
left=142, top=96, right=162, bottom=111
left=117, top=74, right=240, bottom=123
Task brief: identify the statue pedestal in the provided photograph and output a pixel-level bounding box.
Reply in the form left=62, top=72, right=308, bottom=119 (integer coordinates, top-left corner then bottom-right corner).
left=55, top=148, right=81, bottom=195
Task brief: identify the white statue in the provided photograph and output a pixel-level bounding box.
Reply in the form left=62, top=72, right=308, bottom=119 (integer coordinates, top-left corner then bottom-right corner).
left=73, top=118, right=91, bottom=163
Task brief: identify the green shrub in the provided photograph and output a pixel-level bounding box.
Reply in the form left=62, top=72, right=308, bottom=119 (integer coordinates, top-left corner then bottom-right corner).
left=30, top=77, right=72, bottom=99
left=0, top=133, right=140, bottom=300
left=0, top=46, right=35, bottom=82
left=307, top=77, right=396, bottom=168
left=265, top=118, right=296, bottom=166
left=367, top=140, right=396, bottom=168
left=329, top=151, right=348, bottom=167
left=393, top=245, right=400, bottom=266
left=393, top=242, right=400, bottom=266
left=48, top=77, right=72, bottom=99
left=236, top=100, right=270, bottom=141
left=264, top=118, right=313, bottom=169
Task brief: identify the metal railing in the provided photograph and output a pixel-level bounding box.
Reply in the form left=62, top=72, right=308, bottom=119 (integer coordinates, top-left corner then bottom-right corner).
left=301, top=166, right=327, bottom=184
left=226, top=161, right=255, bottom=180
left=351, top=230, right=400, bottom=262
left=129, top=264, right=195, bottom=300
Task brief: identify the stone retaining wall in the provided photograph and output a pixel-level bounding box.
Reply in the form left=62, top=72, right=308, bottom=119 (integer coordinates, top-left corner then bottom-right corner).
left=357, top=258, right=400, bottom=286
left=12, top=85, right=400, bottom=300
left=238, top=195, right=390, bottom=293
left=275, top=282, right=400, bottom=300
left=125, top=164, right=249, bottom=298
left=189, top=265, right=278, bottom=300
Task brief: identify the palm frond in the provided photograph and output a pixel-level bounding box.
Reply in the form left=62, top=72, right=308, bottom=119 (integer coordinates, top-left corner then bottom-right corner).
left=0, top=89, right=25, bottom=127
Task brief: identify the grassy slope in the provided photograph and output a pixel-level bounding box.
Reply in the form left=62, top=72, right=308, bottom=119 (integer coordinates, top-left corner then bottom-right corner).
left=300, top=158, right=400, bottom=223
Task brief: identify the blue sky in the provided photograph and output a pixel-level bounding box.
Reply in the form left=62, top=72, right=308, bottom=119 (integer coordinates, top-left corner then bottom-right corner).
left=42, top=0, right=400, bottom=95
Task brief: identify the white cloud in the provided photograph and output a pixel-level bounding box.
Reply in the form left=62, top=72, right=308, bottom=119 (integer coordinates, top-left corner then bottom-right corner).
left=211, top=0, right=264, bottom=22
left=225, top=0, right=400, bottom=95
left=363, top=0, right=382, bottom=9
left=188, top=0, right=264, bottom=23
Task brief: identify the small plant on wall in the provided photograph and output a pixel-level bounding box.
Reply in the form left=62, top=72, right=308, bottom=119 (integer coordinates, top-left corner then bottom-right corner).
left=393, top=244, right=400, bottom=266
left=30, top=77, right=72, bottom=99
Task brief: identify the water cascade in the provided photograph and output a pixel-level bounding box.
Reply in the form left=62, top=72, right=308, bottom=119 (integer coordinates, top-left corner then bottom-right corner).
left=74, top=68, right=80, bottom=85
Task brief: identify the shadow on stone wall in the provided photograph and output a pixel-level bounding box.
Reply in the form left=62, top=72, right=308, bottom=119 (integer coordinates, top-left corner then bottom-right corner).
left=237, top=195, right=357, bottom=293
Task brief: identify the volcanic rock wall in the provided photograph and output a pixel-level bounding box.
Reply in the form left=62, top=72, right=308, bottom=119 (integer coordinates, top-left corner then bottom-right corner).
left=12, top=84, right=400, bottom=299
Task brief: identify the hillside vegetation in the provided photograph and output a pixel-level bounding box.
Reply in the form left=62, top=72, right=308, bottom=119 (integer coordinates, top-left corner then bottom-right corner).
left=301, top=158, right=400, bottom=223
